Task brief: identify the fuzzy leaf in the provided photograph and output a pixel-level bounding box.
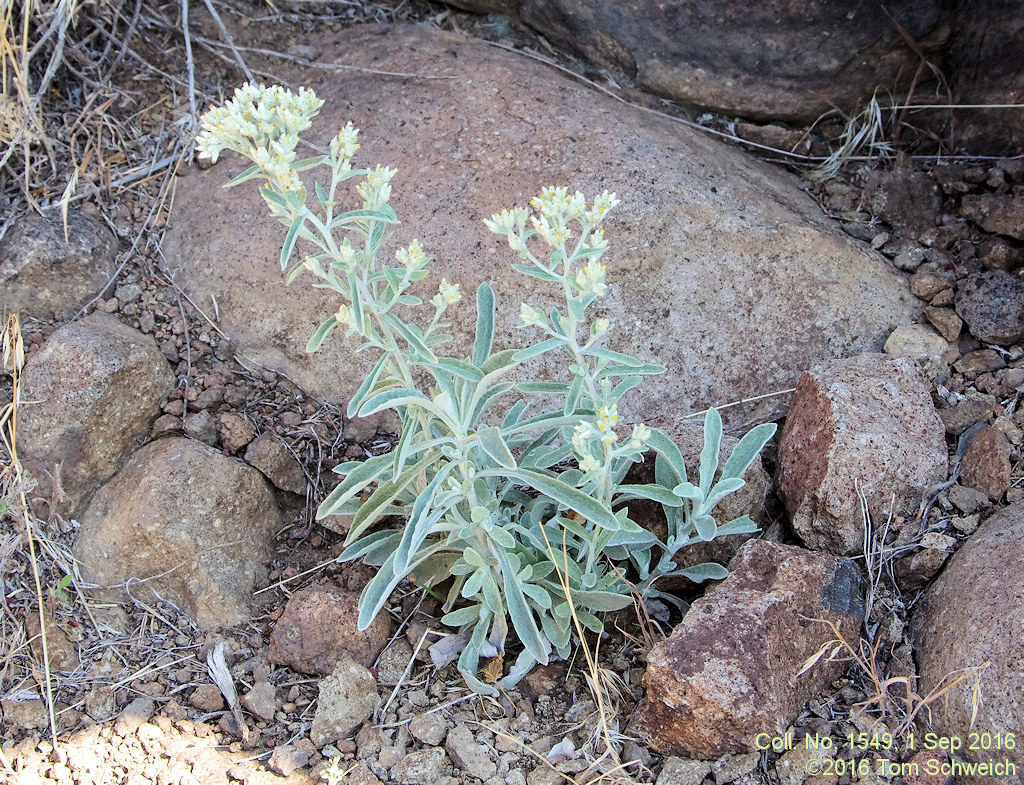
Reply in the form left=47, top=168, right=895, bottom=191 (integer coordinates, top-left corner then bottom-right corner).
left=720, top=422, right=777, bottom=480
left=473, top=283, right=495, bottom=367
left=698, top=408, right=723, bottom=495
left=478, top=426, right=517, bottom=470
left=305, top=315, right=338, bottom=353
left=506, top=469, right=619, bottom=531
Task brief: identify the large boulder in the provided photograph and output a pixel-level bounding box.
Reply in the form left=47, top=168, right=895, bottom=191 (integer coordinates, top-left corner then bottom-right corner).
left=17, top=313, right=174, bottom=516
left=911, top=502, right=1024, bottom=784
left=0, top=210, right=119, bottom=322
left=164, top=24, right=917, bottom=434
left=516, top=0, right=948, bottom=123
left=75, top=438, right=282, bottom=630
left=633, top=540, right=864, bottom=758
left=775, top=354, right=948, bottom=555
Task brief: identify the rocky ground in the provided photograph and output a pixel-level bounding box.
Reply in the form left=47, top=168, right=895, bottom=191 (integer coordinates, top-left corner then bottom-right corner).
left=1, top=2, right=1022, bottom=785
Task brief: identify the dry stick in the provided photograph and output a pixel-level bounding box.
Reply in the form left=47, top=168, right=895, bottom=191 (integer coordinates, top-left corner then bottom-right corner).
left=200, top=0, right=254, bottom=82
left=180, top=0, right=197, bottom=127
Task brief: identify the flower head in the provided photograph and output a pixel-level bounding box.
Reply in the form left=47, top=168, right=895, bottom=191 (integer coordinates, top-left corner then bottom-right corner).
left=357, top=165, right=397, bottom=210
left=575, top=258, right=608, bottom=297
left=595, top=404, right=620, bottom=444
left=397, top=239, right=427, bottom=271
left=431, top=278, right=462, bottom=308
left=330, top=122, right=360, bottom=166
left=519, top=303, right=545, bottom=328
left=196, top=83, right=323, bottom=191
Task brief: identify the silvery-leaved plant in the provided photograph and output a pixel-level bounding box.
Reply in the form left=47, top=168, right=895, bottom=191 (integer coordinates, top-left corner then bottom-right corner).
left=197, top=83, right=776, bottom=694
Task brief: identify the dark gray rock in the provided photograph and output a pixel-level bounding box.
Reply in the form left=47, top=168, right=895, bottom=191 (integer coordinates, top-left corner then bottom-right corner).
left=954, top=270, right=1024, bottom=346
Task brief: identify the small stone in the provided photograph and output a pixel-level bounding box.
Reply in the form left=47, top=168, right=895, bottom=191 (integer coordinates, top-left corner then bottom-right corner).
left=910, top=262, right=955, bottom=301
left=244, top=432, right=306, bottom=494
left=241, top=681, right=277, bottom=723
left=409, top=712, right=447, bottom=746
left=189, top=683, right=225, bottom=712
left=656, top=757, right=711, bottom=785
left=954, top=349, right=1006, bottom=376
left=711, top=752, right=759, bottom=783
left=375, top=638, right=414, bottom=685
left=960, top=193, right=1024, bottom=240
left=217, top=413, right=256, bottom=454
left=138, top=312, right=156, bottom=333
left=391, top=748, right=448, bottom=785
left=115, top=283, right=142, bottom=307
left=310, top=658, right=379, bottom=747
left=0, top=697, right=48, bottom=730
left=114, top=697, right=155, bottom=737
left=268, top=745, right=308, bottom=777
left=950, top=513, right=981, bottom=534
left=183, top=410, right=218, bottom=446
left=883, top=323, right=956, bottom=378
left=446, top=723, right=496, bottom=780
left=924, top=307, right=962, bottom=342
left=893, top=247, right=927, bottom=272
left=955, top=270, right=1024, bottom=346
left=191, top=385, right=224, bottom=411
left=938, top=392, right=997, bottom=435
left=948, top=484, right=991, bottom=514
left=960, top=424, right=1012, bottom=500
left=85, top=687, right=116, bottom=721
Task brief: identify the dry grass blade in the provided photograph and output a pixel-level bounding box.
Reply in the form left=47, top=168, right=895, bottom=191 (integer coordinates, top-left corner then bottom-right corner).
left=809, top=93, right=894, bottom=182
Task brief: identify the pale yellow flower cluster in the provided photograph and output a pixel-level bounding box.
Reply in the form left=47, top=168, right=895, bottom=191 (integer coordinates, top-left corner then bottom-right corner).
left=357, top=165, right=397, bottom=210
left=196, top=83, right=324, bottom=191
left=396, top=239, right=427, bottom=272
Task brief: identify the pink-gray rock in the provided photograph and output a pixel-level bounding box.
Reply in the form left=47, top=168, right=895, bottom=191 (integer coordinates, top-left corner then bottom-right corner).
left=911, top=502, right=1024, bottom=784
left=959, top=424, right=1012, bottom=501
left=17, top=312, right=174, bottom=516
left=74, top=438, right=281, bottom=630
left=0, top=210, right=119, bottom=321
left=633, top=540, right=864, bottom=758
left=863, top=169, right=942, bottom=240
left=954, top=270, right=1024, bottom=346
left=390, top=749, right=448, bottom=785
left=268, top=745, right=308, bottom=777
left=775, top=354, right=947, bottom=555
left=241, top=681, right=277, bottom=723
left=517, top=1, right=947, bottom=124
left=268, top=583, right=393, bottom=674
left=310, top=658, right=379, bottom=747
left=882, top=323, right=957, bottom=380
left=445, top=723, right=496, bottom=780
left=164, top=24, right=917, bottom=434
left=217, top=413, right=256, bottom=454
left=244, top=432, right=306, bottom=494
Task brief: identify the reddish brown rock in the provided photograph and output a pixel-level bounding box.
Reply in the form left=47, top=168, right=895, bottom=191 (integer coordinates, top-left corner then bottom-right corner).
left=75, top=438, right=281, bottom=630
left=217, top=413, right=256, bottom=454
left=244, top=432, right=307, bottom=495
left=959, top=424, right=1012, bottom=501
left=911, top=502, right=1024, bottom=784
left=18, top=313, right=174, bottom=516
left=633, top=540, right=864, bottom=758
left=775, top=354, right=947, bottom=555
left=268, top=583, right=392, bottom=674
left=960, top=194, right=1024, bottom=241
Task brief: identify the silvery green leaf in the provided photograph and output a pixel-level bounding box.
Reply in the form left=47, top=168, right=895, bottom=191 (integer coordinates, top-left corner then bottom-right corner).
left=396, top=294, right=422, bottom=305
left=486, top=525, right=516, bottom=550
left=588, top=346, right=650, bottom=367
left=512, top=263, right=561, bottom=282
left=358, top=551, right=405, bottom=630
left=462, top=568, right=484, bottom=598
left=434, top=358, right=484, bottom=382
left=480, top=349, right=519, bottom=375
left=715, top=515, right=760, bottom=537
left=259, top=183, right=288, bottom=207
left=577, top=610, right=603, bottom=633
left=291, top=155, right=326, bottom=171
left=470, top=381, right=516, bottom=425
left=348, top=276, right=363, bottom=333
left=358, top=387, right=433, bottom=417
left=694, top=514, right=717, bottom=541
left=502, top=400, right=529, bottom=428
left=382, top=313, right=437, bottom=363
left=698, top=408, right=723, bottom=495
left=458, top=621, right=499, bottom=697
left=610, top=375, right=644, bottom=400
left=318, top=451, right=393, bottom=522
left=393, top=462, right=456, bottom=574
left=391, top=412, right=416, bottom=477
left=647, top=429, right=687, bottom=484
left=672, top=481, right=704, bottom=502
left=517, top=382, right=570, bottom=394
left=606, top=526, right=659, bottom=549
left=541, top=614, right=571, bottom=650
left=676, top=562, right=729, bottom=583
left=614, top=484, right=683, bottom=506
left=305, top=315, right=338, bottom=353
left=225, top=164, right=262, bottom=187
left=441, top=604, right=483, bottom=628
left=463, top=547, right=486, bottom=568
left=498, top=649, right=538, bottom=690
left=520, top=582, right=552, bottom=610
left=473, top=282, right=495, bottom=367
left=481, top=570, right=503, bottom=614
left=569, top=590, right=633, bottom=612
left=348, top=453, right=435, bottom=540
left=328, top=207, right=400, bottom=228
left=701, top=477, right=747, bottom=514
left=564, top=373, right=583, bottom=415
left=506, top=469, right=620, bottom=531
left=280, top=212, right=305, bottom=271
left=477, top=426, right=516, bottom=470
left=512, top=337, right=564, bottom=363
left=720, top=422, right=777, bottom=480
left=338, top=530, right=403, bottom=563
left=520, top=443, right=572, bottom=470
left=314, top=181, right=329, bottom=207
left=594, top=362, right=665, bottom=380
left=496, top=549, right=549, bottom=665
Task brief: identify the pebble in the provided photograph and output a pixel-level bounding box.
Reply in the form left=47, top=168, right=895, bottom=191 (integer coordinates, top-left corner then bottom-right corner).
left=189, top=684, right=225, bottom=712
